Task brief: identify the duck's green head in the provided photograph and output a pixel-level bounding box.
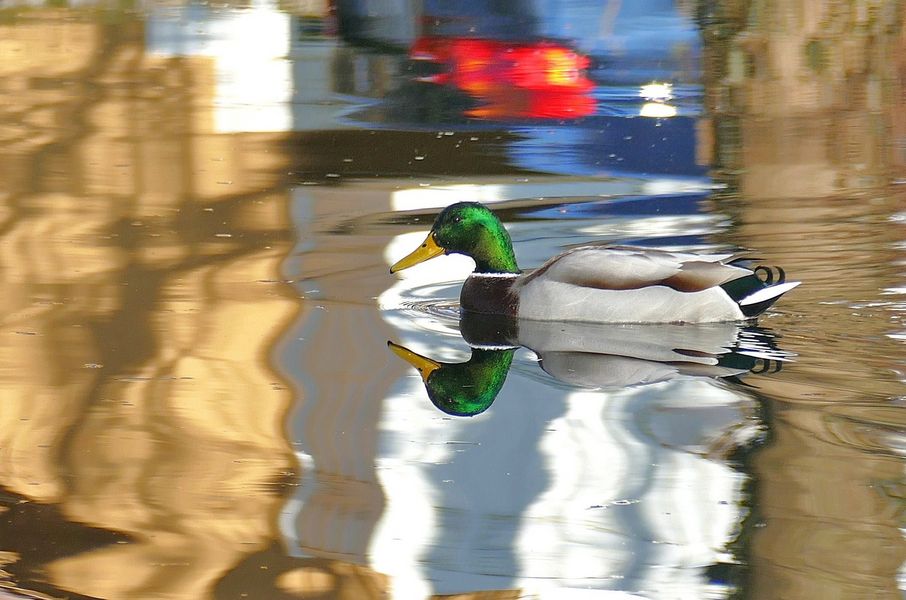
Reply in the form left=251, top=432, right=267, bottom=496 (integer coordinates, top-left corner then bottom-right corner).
left=388, top=341, right=515, bottom=417
left=390, top=202, right=519, bottom=274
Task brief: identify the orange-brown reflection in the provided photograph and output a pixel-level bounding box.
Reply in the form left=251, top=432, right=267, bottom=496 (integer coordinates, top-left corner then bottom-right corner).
left=702, top=1, right=904, bottom=196
left=213, top=545, right=389, bottom=599
left=712, top=194, right=906, bottom=600
left=751, top=405, right=904, bottom=599
left=702, top=3, right=906, bottom=598
left=214, top=542, right=518, bottom=599
left=0, top=10, right=306, bottom=599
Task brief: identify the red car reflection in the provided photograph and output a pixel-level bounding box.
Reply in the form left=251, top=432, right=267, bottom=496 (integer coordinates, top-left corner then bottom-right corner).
left=409, top=36, right=596, bottom=119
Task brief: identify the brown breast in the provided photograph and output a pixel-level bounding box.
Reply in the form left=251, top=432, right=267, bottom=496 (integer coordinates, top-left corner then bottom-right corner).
left=460, top=275, right=519, bottom=317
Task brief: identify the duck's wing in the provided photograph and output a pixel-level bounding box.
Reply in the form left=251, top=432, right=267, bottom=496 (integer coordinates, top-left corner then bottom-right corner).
left=602, top=245, right=742, bottom=264
left=518, top=246, right=751, bottom=293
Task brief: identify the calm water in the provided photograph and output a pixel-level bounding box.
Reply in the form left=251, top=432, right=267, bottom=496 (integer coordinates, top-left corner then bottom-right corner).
left=1, top=2, right=904, bottom=599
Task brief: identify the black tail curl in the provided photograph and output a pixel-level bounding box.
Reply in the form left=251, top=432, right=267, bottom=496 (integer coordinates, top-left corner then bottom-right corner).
left=750, top=358, right=783, bottom=374
left=752, top=265, right=786, bottom=285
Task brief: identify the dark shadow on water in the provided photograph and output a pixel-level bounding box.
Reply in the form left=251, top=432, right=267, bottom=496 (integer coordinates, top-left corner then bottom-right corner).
left=0, top=487, right=132, bottom=600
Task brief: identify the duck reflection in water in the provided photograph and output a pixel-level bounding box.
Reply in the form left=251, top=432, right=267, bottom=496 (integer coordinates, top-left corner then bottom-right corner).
left=389, top=312, right=791, bottom=417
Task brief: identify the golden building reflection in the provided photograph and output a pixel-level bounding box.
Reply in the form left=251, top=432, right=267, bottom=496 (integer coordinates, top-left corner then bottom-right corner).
left=702, top=3, right=906, bottom=598
left=0, top=7, right=404, bottom=599
left=714, top=194, right=906, bottom=600
left=0, top=9, right=308, bottom=599
left=702, top=0, right=903, bottom=197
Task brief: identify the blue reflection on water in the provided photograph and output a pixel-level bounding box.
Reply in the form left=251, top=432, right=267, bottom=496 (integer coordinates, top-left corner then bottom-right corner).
left=594, top=85, right=704, bottom=116
left=337, top=0, right=707, bottom=180
left=417, top=0, right=702, bottom=84
left=525, top=193, right=705, bottom=218
left=505, top=115, right=705, bottom=178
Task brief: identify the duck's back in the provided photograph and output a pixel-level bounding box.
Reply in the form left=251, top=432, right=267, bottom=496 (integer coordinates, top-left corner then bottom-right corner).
left=512, top=246, right=758, bottom=323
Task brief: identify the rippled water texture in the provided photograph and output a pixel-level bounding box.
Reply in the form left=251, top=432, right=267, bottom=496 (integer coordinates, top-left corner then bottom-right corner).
left=0, top=2, right=904, bottom=599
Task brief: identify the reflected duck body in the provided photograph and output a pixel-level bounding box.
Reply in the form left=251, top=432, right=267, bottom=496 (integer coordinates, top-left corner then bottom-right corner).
left=389, top=315, right=791, bottom=417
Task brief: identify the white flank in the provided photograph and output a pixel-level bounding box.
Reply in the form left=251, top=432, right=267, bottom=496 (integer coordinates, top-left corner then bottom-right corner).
left=518, top=282, right=746, bottom=323
left=739, top=281, right=801, bottom=306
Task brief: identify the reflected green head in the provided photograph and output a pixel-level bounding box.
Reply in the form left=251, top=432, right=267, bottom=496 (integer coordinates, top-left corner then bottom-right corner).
left=432, top=202, right=519, bottom=274
left=425, top=348, right=515, bottom=416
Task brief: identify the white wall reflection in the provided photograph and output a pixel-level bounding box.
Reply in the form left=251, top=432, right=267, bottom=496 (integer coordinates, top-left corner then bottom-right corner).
left=640, top=102, right=678, bottom=118
left=388, top=179, right=644, bottom=213
left=373, top=182, right=748, bottom=598
left=147, top=0, right=293, bottom=133
left=372, top=357, right=745, bottom=598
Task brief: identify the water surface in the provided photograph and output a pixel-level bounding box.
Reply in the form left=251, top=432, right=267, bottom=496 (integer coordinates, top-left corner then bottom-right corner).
left=0, top=2, right=904, bottom=599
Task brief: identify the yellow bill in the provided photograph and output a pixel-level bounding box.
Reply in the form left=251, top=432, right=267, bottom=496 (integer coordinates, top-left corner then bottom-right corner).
left=390, top=233, right=444, bottom=273
left=387, top=341, right=441, bottom=382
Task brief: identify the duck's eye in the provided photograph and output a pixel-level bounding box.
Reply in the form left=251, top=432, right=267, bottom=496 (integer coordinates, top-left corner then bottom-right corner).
left=453, top=215, right=462, bottom=223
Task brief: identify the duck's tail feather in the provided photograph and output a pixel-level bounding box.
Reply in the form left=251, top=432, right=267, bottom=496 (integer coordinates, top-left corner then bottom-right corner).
left=720, top=268, right=800, bottom=318
left=738, top=280, right=801, bottom=307
left=734, top=280, right=801, bottom=318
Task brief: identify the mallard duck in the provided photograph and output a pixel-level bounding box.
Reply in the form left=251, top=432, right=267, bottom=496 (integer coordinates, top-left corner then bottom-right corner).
left=390, top=202, right=800, bottom=323
left=388, top=315, right=789, bottom=416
